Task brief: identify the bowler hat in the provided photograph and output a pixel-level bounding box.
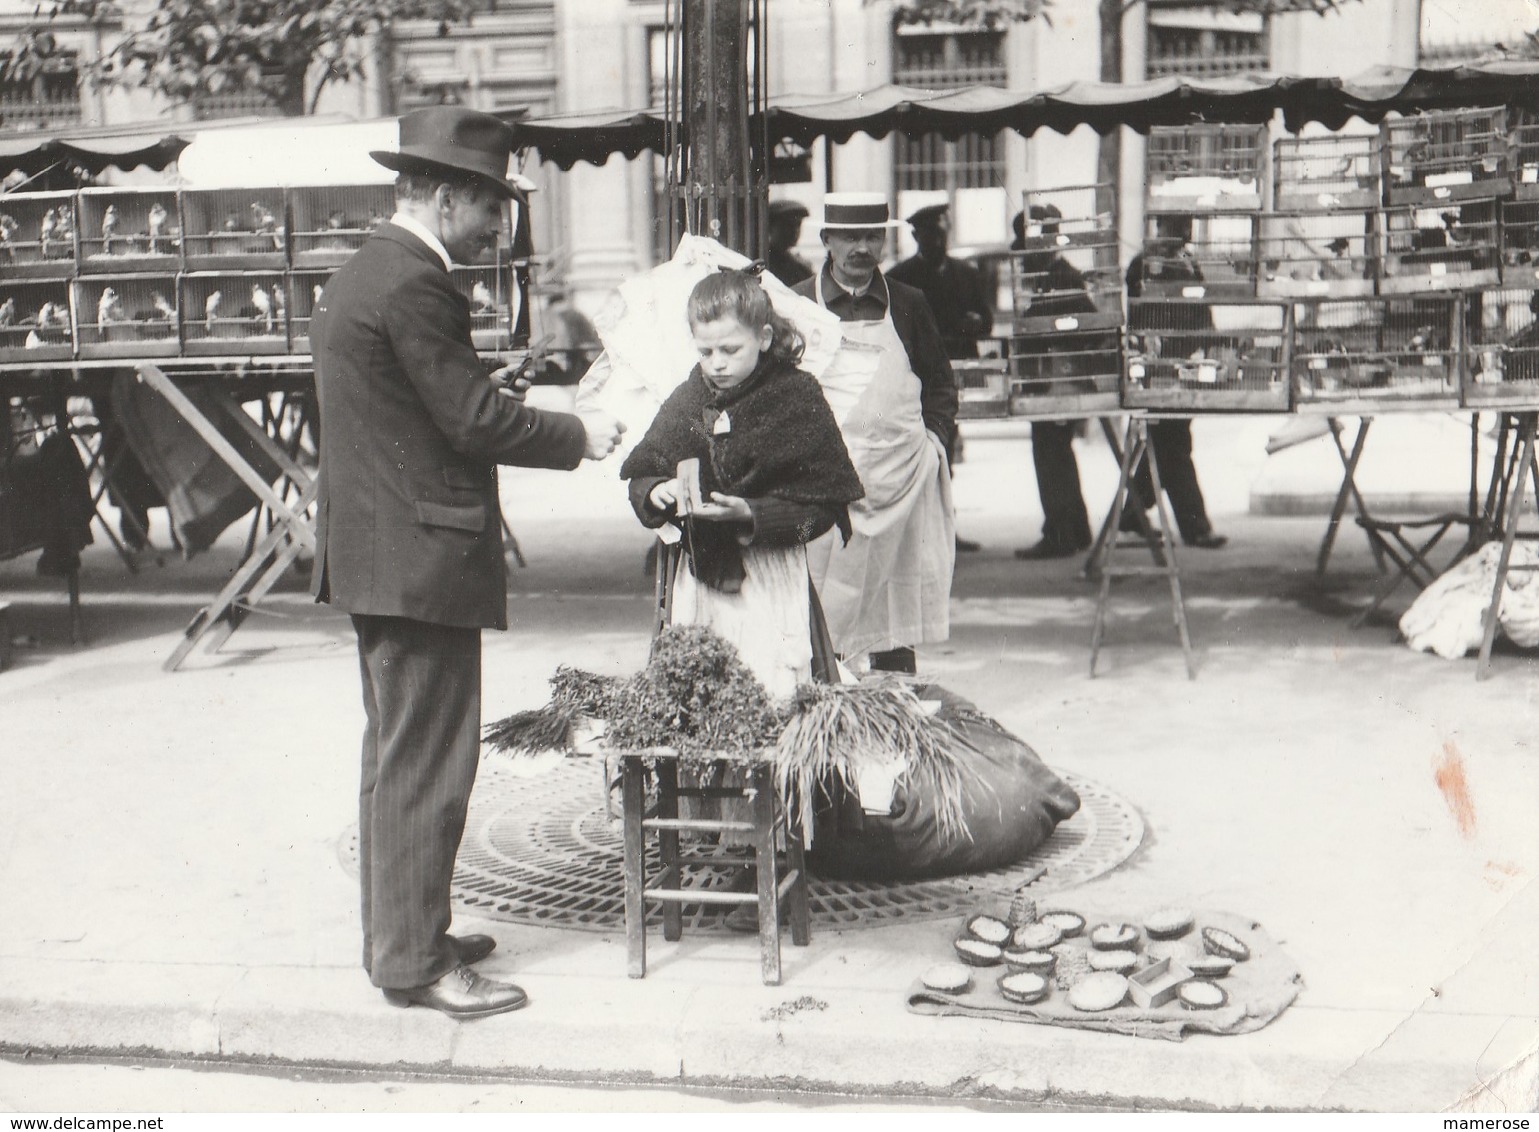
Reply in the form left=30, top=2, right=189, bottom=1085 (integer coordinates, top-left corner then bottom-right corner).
left=371, top=107, right=517, bottom=198
left=820, top=191, right=903, bottom=230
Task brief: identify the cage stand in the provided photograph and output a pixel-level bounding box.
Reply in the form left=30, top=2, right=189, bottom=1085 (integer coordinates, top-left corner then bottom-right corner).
left=1088, top=415, right=1196, bottom=679
left=1477, top=411, right=1539, bottom=680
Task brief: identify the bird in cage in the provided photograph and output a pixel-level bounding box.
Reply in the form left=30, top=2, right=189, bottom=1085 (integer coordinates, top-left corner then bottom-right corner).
left=146, top=202, right=169, bottom=254
left=471, top=280, right=495, bottom=314
left=366, top=207, right=386, bottom=232
left=35, top=301, right=60, bottom=330
left=313, top=283, right=324, bottom=307
left=271, top=285, right=286, bottom=324
left=205, top=289, right=222, bottom=329
left=38, top=208, right=58, bottom=257
left=325, top=209, right=350, bottom=231
left=150, top=290, right=175, bottom=322
left=98, top=287, right=125, bottom=328
left=252, top=283, right=274, bottom=332
left=251, top=202, right=283, bottom=251
left=223, top=209, right=243, bottom=234
left=55, top=208, right=73, bottom=244
left=101, top=204, right=119, bottom=255
left=0, top=298, right=15, bottom=327
left=0, top=213, right=17, bottom=260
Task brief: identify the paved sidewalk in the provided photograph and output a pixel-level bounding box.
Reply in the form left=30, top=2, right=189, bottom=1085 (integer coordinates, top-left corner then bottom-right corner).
left=0, top=424, right=1536, bottom=1111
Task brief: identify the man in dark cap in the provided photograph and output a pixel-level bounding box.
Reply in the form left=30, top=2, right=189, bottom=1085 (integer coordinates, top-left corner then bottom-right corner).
left=887, top=202, right=995, bottom=552
left=887, top=202, right=994, bottom=359
left=765, top=199, right=812, bottom=286
left=311, top=107, right=625, bottom=1020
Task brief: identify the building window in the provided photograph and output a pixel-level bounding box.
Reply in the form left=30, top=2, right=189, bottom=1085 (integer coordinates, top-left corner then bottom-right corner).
left=892, top=30, right=1007, bottom=192
left=1146, top=7, right=1268, bottom=79
left=0, top=51, right=82, bottom=130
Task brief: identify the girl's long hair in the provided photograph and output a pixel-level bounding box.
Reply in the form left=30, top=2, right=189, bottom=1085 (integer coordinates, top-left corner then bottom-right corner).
left=686, top=270, right=805, bottom=366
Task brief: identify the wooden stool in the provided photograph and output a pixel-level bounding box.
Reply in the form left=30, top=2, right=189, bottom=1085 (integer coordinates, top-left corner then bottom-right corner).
left=618, top=751, right=811, bottom=985
left=1351, top=512, right=1474, bottom=627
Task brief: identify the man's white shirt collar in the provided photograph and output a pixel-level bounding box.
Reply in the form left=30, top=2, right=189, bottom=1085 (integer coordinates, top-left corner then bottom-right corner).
left=389, top=212, right=453, bottom=271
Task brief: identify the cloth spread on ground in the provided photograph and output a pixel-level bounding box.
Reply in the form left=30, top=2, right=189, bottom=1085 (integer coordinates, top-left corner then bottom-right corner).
left=906, top=910, right=1302, bottom=1041
left=620, top=357, right=863, bottom=591
left=808, top=683, right=1081, bottom=881
left=1400, top=540, right=1539, bottom=657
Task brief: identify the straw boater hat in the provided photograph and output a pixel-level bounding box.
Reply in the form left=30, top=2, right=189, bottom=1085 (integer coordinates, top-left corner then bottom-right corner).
left=370, top=107, right=517, bottom=199
left=819, top=191, right=903, bottom=231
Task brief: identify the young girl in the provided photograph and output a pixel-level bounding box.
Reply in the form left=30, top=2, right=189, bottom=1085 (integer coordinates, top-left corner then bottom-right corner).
left=621, top=270, right=864, bottom=697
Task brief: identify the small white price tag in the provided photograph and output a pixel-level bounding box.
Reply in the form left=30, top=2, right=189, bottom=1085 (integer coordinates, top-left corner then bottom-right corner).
left=1129, top=363, right=1146, bottom=379
left=1197, top=363, right=1218, bottom=384
left=1430, top=262, right=1448, bottom=277
left=1309, top=357, right=1328, bottom=370
left=1181, top=285, right=1206, bottom=299
left=1055, top=234, right=1070, bottom=247
left=1054, top=316, right=1080, bottom=331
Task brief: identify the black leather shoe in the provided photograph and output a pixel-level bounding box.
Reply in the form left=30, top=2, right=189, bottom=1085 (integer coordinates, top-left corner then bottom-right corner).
left=452, top=933, right=496, bottom=965
left=383, top=965, right=528, bottom=1019
left=955, top=536, right=982, bottom=553
left=1014, top=540, right=1078, bottom=560
left=1185, top=532, right=1229, bottom=550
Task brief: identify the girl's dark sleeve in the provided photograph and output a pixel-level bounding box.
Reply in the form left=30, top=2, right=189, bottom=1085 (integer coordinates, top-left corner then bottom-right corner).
left=740, top=497, right=840, bottom=547
left=627, top=476, right=676, bottom=529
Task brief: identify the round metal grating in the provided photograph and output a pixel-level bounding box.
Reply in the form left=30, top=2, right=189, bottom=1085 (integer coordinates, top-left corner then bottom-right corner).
left=341, top=758, right=1144, bottom=933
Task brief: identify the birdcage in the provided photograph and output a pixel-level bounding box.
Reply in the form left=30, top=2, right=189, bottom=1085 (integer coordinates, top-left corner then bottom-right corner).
left=1511, top=120, right=1539, bottom=200
left=179, top=272, right=290, bottom=355
left=73, top=275, right=179, bottom=359
left=451, top=265, right=517, bottom=353
left=953, top=359, right=1012, bottom=419
left=1462, top=289, right=1539, bottom=409
left=286, top=270, right=333, bottom=355
left=1273, top=133, right=1383, bottom=210
left=288, top=184, right=394, bottom=268
left=1291, top=295, right=1461, bottom=411
left=1146, top=124, right=1267, bottom=212
left=1255, top=209, right=1377, bottom=298
left=1382, top=107, right=1511, bottom=206
left=179, top=187, right=288, bottom=270
left=1137, top=211, right=1259, bottom=299
left=0, top=190, right=79, bottom=279
left=1498, top=199, right=1539, bottom=285
left=1379, top=200, right=1500, bottom=293
left=75, top=188, right=181, bottom=274
left=1123, top=299, right=1290, bottom=412
left=0, top=279, right=73, bottom=362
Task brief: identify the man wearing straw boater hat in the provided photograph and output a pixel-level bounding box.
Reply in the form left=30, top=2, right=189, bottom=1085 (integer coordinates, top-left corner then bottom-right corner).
left=310, top=107, right=624, bottom=1020
left=794, top=191, right=957, bottom=675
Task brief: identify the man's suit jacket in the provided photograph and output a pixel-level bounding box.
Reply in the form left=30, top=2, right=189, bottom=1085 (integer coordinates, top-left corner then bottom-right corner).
left=310, top=222, right=587, bottom=630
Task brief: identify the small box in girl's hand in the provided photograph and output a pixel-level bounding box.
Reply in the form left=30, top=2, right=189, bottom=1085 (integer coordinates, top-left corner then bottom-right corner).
left=676, top=457, right=704, bottom=516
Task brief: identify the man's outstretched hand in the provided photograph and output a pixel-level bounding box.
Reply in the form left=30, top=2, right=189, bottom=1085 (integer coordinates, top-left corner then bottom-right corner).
left=577, top=410, right=626, bottom=461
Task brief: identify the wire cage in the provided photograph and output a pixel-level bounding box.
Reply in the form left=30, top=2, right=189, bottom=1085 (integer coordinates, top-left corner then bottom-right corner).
left=1255, top=209, right=1377, bottom=298
left=1273, top=133, right=1383, bottom=210
left=1136, top=211, right=1259, bottom=299
left=0, top=279, right=73, bottom=362
left=1291, top=295, right=1461, bottom=411
left=451, top=265, right=517, bottom=353
left=1511, top=118, right=1539, bottom=200
left=1146, top=124, right=1267, bottom=211
left=1124, top=299, right=1291, bottom=412
left=73, top=275, right=179, bottom=359
left=180, top=272, right=290, bottom=355
left=0, top=190, right=79, bottom=279
left=1498, top=199, right=1539, bottom=286
left=1382, top=107, right=1511, bottom=206
left=1379, top=200, right=1500, bottom=293
left=1462, top=288, right=1539, bottom=409
left=953, top=358, right=1012, bottom=419
left=180, top=187, right=288, bottom=271
left=286, top=270, right=332, bottom=355
left=288, top=184, right=394, bottom=268
left=75, top=188, right=181, bottom=274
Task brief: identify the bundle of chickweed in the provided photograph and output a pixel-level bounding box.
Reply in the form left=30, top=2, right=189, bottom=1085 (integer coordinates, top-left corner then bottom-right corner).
left=483, top=665, right=622, bottom=755
left=773, top=679, right=981, bottom=846
left=483, top=627, right=783, bottom=761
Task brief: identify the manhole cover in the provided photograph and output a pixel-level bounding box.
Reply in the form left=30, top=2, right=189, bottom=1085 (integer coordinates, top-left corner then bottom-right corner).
left=339, top=758, right=1144, bottom=933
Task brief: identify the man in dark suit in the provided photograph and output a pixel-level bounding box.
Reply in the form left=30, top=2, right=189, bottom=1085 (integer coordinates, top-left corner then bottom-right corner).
left=310, top=108, right=624, bottom=1020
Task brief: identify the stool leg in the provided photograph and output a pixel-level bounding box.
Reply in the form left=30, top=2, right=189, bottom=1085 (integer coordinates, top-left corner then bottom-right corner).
left=658, top=759, right=683, bottom=942
left=621, top=757, right=647, bottom=978
left=751, top=766, right=782, bottom=985
left=784, top=801, right=811, bottom=948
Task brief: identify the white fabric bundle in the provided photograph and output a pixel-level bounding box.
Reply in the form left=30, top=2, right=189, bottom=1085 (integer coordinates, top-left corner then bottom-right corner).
left=1399, top=541, right=1539, bottom=658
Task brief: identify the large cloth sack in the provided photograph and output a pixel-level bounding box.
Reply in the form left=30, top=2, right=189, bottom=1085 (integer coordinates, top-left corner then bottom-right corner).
left=111, top=371, right=282, bottom=556
left=1399, top=541, right=1539, bottom=658
left=808, top=683, right=1081, bottom=881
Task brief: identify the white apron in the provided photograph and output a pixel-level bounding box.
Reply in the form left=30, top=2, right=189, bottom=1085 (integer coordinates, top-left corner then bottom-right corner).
left=805, top=275, right=956, bottom=659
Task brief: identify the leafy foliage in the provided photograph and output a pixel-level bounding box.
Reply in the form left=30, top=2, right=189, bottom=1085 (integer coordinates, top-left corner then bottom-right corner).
left=883, top=0, right=1051, bottom=30
left=5, top=0, right=473, bottom=116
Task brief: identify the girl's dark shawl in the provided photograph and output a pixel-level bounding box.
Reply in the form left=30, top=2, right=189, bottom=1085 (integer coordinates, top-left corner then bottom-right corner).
left=620, top=358, right=864, bottom=590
